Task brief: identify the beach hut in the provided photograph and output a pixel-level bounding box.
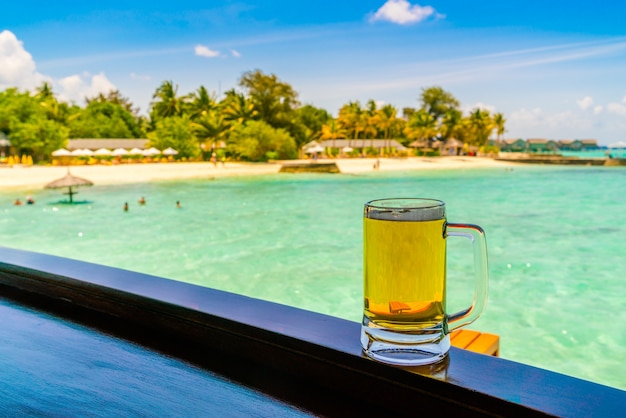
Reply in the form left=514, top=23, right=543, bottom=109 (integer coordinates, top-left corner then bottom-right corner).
left=44, top=170, right=93, bottom=203
left=443, top=138, right=464, bottom=156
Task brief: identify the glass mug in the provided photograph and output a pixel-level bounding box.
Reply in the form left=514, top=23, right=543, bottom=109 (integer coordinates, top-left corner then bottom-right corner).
left=361, top=198, right=488, bottom=366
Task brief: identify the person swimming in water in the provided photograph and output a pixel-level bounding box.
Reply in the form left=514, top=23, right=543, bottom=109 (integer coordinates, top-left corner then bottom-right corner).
left=138, top=196, right=146, bottom=205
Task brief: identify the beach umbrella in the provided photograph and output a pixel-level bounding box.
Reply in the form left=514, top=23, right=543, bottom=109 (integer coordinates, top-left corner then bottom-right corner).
left=129, top=147, right=144, bottom=155
left=52, top=148, right=72, bottom=157
left=94, top=148, right=112, bottom=156
left=142, top=147, right=161, bottom=156
left=71, top=149, right=94, bottom=156
left=342, top=146, right=353, bottom=153
left=44, top=170, right=93, bottom=203
left=112, top=148, right=129, bottom=156
left=162, top=147, right=179, bottom=156
left=304, top=145, right=324, bottom=154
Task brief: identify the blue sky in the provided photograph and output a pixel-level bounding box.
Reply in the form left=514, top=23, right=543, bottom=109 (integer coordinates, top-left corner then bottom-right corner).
left=2, top=0, right=626, bottom=145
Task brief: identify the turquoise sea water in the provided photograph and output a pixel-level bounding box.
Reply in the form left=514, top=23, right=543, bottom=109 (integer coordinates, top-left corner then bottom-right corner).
left=1, top=165, right=625, bottom=390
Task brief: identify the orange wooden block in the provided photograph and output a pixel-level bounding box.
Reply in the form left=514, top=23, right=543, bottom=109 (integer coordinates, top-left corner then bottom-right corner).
left=451, top=329, right=500, bottom=356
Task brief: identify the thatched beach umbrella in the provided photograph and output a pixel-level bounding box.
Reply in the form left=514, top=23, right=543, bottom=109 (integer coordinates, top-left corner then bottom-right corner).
left=44, top=170, right=93, bottom=203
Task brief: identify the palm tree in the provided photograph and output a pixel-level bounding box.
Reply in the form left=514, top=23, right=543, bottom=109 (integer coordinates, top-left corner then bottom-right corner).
left=338, top=101, right=365, bottom=148
left=466, top=108, right=494, bottom=147
left=189, top=86, right=217, bottom=120
left=364, top=99, right=379, bottom=152
left=377, top=104, right=398, bottom=155
left=192, top=110, right=227, bottom=154
left=492, top=112, right=506, bottom=142
left=220, top=89, right=258, bottom=129
left=320, top=119, right=347, bottom=154
left=150, top=81, right=186, bottom=120
left=440, top=108, right=462, bottom=141
left=34, top=82, right=54, bottom=101
left=404, top=109, right=437, bottom=148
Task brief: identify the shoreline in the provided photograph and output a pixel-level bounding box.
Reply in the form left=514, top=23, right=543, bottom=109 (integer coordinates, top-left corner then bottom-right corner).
left=0, top=156, right=518, bottom=190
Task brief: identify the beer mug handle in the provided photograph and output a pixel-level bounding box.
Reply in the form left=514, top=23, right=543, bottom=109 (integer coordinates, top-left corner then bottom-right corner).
left=446, top=223, right=489, bottom=331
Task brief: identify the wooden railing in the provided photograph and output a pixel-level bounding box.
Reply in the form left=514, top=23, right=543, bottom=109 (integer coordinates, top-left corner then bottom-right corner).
left=0, top=246, right=623, bottom=416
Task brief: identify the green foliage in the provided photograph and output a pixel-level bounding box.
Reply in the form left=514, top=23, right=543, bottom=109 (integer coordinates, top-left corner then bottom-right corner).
left=148, top=116, right=199, bottom=158
left=420, top=86, right=461, bottom=121
left=238, top=70, right=299, bottom=129
left=0, top=87, right=69, bottom=161
left=0, top=73, right=507, bottom=162
left=68, top=101, right=143, bottom=138
left=226, top=120, right=297, bottom=162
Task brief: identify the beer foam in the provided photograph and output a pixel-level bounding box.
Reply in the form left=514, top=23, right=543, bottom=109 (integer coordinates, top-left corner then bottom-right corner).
left=364, top=198, right=445, bottom=221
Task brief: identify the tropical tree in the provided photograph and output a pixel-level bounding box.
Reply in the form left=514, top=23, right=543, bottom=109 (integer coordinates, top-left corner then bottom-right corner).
left=419, top=86, right=461, bottom=122
left=440, top=108, right=463, bottom=141
left=68, top=100, right=144, bottom=138
left=364, top=99, right=380, bottom=150
left=319, top=119, right=347, bottom=153
left=188, top=86, right=218, bottom=120
left=87, top=90, right=139, bottom=115
left=492, top=112, right=506, bottom=141
left=148, top=115, right=199, bottom=158
left=192, top=110, right=228, bottom=154
left=238, top=70, right=299, bottom=130
left=220, top=89, right=258, bottom=130
left=377, top=104, right=398, bottom=154
left=0, top=88, right=69, bottom=161
left=338, top=101, right=365, bottom=146
left=465, top=108, right=494, bottom=147
left=404, top=109, right=438, bottom=144
left=149, top=81, right=187, bottom=121
left=295, top=104, right=331, bottom=145
left=226, top=120, right=297, bottom=161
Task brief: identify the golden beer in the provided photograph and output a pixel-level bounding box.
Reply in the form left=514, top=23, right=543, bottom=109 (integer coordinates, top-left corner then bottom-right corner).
left=361, top=198, right=488, bottom=366
left=363, top=217, right=446, bottom=330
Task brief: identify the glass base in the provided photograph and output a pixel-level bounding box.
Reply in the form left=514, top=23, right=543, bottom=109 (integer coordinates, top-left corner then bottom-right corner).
left=361, top=320, right=450, bottom=366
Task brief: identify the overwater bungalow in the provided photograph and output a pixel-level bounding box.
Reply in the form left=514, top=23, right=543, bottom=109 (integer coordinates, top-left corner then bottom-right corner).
left=557, top=139, right=599, bottom=151
left=526, top=138, right=559, bottom=154
left=498, top=138, right=526, bottom=152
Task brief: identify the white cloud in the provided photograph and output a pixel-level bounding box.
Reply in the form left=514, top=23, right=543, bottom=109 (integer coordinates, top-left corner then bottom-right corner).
left=606, top=102, right=626, bottom=116
left=0, top=30, right=48, bottom=89
left=0, top=30, right=117, bottom=104
left=576, top=96, right=593, bottom=110
left=369, top=0, right=440, bottom=25
left=593, top=105, right=603, bottom=114
left=231, top=49, right=241, bottom=58
left=195, top=45, right=220, bottom=58
left=57, top=72, right=116, bottom=103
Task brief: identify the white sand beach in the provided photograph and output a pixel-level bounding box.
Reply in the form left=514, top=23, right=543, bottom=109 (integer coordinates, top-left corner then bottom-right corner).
left=0, top=156, right=518, bottom=189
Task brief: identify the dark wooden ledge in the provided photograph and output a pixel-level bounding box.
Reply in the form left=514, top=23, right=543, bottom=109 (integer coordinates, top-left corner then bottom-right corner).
left=0, top=246, right=623, bottom=416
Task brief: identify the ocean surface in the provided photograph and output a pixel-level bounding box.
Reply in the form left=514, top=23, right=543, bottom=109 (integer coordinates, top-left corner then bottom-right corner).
left=1, top=164, right=625, bottom=391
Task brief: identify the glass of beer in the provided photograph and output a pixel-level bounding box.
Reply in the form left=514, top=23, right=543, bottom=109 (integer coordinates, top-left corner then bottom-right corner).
left=361, top=198, right=488, bottom=366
